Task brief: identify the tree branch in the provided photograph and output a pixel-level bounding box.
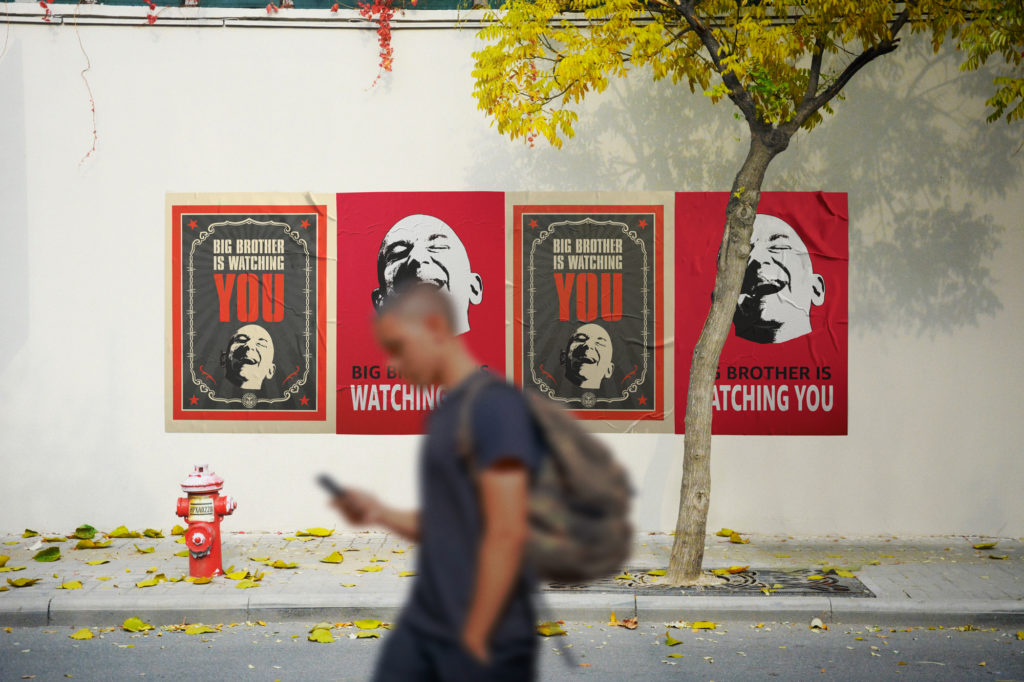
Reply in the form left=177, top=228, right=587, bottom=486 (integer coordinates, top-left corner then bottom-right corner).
left=788, top=7, right=913, bottom=131
left=678, top=1, right=758, bottom=125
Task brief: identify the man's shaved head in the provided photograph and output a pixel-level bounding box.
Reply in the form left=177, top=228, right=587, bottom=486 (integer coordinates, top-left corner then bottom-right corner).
left=374, top=283, right=462, bottom=387
left=376, top=282, right=458, bottom=333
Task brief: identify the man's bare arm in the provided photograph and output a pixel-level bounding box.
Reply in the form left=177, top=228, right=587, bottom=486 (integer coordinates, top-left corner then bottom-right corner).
left=461, top=458, right=531, bottom=662
left=331, top=490, right=420, bottom=543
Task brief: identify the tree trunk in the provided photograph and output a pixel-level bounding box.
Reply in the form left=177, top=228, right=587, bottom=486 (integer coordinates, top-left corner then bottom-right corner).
left=666, top=129, right=786, bottom=585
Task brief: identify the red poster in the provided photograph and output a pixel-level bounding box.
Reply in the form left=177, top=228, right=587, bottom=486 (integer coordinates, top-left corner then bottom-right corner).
left=336, top=192, right=506, bottom=434
left=675, top=192, right=848, bottom=435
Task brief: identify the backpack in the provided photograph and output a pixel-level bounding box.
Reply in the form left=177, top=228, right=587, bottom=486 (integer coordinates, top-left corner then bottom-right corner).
left=457, top=372, right=634, bottom=584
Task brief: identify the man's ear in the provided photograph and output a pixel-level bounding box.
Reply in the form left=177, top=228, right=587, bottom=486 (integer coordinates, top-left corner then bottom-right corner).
left=266, top=363, right=276, bottom=380
left=604, top=362, right=615, bottom=379
left=810, top=274, right=825, bottom=306
left=468, top=272, right=483, bottom=305
left=371, top=288, right=384, bottom=310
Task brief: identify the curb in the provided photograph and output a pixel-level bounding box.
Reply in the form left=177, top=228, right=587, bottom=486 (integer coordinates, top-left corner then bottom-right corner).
left=4, top=592, right=1023, bottom=628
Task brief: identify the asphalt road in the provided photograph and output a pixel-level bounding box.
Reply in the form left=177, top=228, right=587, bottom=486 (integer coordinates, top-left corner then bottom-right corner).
left=2, top=619, right=1022, bottom=681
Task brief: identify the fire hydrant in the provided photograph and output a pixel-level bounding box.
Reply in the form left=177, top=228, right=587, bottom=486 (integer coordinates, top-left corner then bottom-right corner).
left=175, top=464, right=237, bottom=578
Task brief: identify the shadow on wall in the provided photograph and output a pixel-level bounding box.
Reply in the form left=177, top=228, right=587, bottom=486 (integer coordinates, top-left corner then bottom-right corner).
left=468, top=38, right=1017, bottom=338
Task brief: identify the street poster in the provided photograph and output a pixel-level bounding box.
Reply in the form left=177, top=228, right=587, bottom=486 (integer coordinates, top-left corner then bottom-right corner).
left=509, top=192, right=674, bottom=432
left=674, top=192, right=848, bottom=435
left=336, top=192, right=506, bottom=434
left=166, top=194, right=334, bottom=432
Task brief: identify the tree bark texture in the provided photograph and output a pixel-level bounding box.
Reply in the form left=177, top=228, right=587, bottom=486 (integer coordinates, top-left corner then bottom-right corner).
left=666, top=130, right=785, bottom=585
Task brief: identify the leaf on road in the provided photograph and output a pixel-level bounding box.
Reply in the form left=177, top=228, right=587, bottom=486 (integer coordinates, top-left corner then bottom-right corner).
left=0, top=566, right=26, bottom=572
left=341, top=583, right=356, bottom=587
left=988, top=554, right=1008, bottom=560
left=666, top=653, right=684, bottom=658
left=392, top=549, right=405, bottom=554
left=224, top=570, right=249, bottom=580
left=186, top=577, right=212, bottom=584
left=43, top=537, right=67, bottom=543
left=7, top=578, right=41, bottom=587
left=69, top=628, right=93, bottom=640
left=369, top=557, right=388, bottom=563
left=171, top=525, right=186, bottom=536
left=33, top=547, right=60, bottom=562
left=22, top=529, right=39, bottom=538
left=184, top=624, right=217, bottom=635
left=354, top=619, right=382, bottom=630
left=537, top=621, right=567, bottom=636
left=358, top=566, right=383, bottom=572
left=691, top=621, right=717, bottom=630
left=174, top=551, right=189, bottom=558
left=972, top=542, right=997, bottom=550
left=320, top=552, right=345, bottom=564
left=75, top=540, right=112, bottom=549
left=269, top=560, right=298, bottom=569
left=109, top=526, right=143, bottom=539
left=355, top=631, right=380, bottom=638
left=665, top=630, right=682, bottom=646
left=308, top=628, right=334, bottom=643
left=72, top=524, right=97, bottom=540
left=136, top=574, right=166, bottom=588
left=714, top=528, right=734, bottom=537
left=134, top=545, right=155, bottom=554
left=96, top=576, right=112, bottom=581
left=85, top=559, right=109, bottom=566
left=729, top=532, right=750, bottom=544
left=143, top=529, right=164, bottom=539
left=122, top=617, right=153, bottom=632
left=727, top=565, right=749, bottom=574
left=614, top=617, right=638, bottom=630
left=398, top=571, right=416, bottom=577
left=0, top=555, right=7, bottom=567
left=249, top=556, right=270, bottom=562
left=646, top=569, right=666, bottom=576
left=57, top=580, right=83, bottom=590
left=235, top=579, right=261, bottom=589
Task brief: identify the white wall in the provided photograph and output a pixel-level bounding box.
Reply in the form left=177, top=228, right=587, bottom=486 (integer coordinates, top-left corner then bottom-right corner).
left=1, top=19, right=1022, bottom=537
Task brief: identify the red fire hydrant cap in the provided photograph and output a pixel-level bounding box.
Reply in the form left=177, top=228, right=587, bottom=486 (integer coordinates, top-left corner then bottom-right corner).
left=180, top=464, right=224, bottom=494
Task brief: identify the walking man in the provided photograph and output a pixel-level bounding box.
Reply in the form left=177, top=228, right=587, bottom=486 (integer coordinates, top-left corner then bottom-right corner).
left=332, top=283, right=546, bottom=681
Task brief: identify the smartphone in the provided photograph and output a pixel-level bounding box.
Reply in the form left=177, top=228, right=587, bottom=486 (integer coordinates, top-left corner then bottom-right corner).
left=316, top=473, right=347, bottom=499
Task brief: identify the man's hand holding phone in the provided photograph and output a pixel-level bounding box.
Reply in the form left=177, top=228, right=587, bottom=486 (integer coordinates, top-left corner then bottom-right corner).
left=331, top=489, right=386, bottom=526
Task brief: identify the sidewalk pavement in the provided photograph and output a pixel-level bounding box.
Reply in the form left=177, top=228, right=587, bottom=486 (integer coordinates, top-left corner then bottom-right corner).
left=1, top=530, right=1021, bottom=628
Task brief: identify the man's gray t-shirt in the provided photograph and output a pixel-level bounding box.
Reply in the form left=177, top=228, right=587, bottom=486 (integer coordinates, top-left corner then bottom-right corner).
left=400, top=370, right=547, bottom=645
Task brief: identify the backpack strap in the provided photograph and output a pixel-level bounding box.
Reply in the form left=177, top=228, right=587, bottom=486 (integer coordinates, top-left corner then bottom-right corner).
left=455, top=370, right=502, bottom=477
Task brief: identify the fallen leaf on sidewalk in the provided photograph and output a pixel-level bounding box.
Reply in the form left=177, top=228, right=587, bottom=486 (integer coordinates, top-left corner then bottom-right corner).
left=715, top=528, right=735, bottom=537
left=69, top=628, right=93, bottom=640
left=807, top=575, right=824, bottom=581
left=0, top=556, right=7, bottom=567
left=972, top=542, right=997, bottom=550
left=341, top=583, right=357, bottom=587
left=33, top=547, right=60, bottom=562
left=186, top=577, right=212, bottom=584
left=646, top=569, right=666, bottom=576
left=358, top=566, right=383, bottom=572
left=225, top=570, right=249, bottom=580
left=57, top=581, right=83, bottom=590
left=235, top=579, right=260, bottom=589
left=122, top=617, right=153, bottom=632
left=613, top=573, right=633, bottom=580
left=84, top=560, right=108, bottom=566
left=354, top=631, right=379, bottom=638
left=249, top=556, right=270, bottom=562
left=297, top=528, right=334, bottom=538
left=398, top=571, right=416, bottom=577
left=729, top=532, right=749, bottom=544
left=354, top=619, right=382, bottom=629
left=143, top=529, right=164, bottom=539
left=0, top=566, right=27, bottom=572
left=537, top=621, right=567, bottom=636
left=171, top=525, right=186, bottom=536
left=23, top=529, right=39, bottom=538
left=136, top=574, right=166, bottom=588
left=1016, top=631, right=1023, bottom=640
left=308, top=626, right=334, bottom=643
left=614, top=617, right=638, bottom=630
left=174, top=551, right=188, bottom=558
left=988, top=554, right=1008, bottom=560
left=43, top=537, right=66, bottom=543
left=96, top=577, right=112, bottom=581
left=834, top=570, right=856, bottom=578
left=75, top=540, right=111, bottom=550
left=268, top=560, right=298, bottom=569
left=185, top=625, right=218, bottom=635
left=134, top=545, right=155, bottom=554
left=7, top=578, right=41, bottom=587
left=392, top=549, right=405, bottom=554
left=320, top=551, right=345, bottom=564
left=109, top=526, right=143, bottom=539
left=665, top=631, right=682, bottom=646
left=691, top=621, right=717, bottom=631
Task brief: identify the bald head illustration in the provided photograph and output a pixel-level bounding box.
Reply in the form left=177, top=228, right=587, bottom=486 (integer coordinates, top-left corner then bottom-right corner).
left=734, top=214, right=825, bottom=344
left=371, top=214, right=483, bottom=336
left=221, top=324, right=276, bottom=390
left=561, top=323, right=615, bottom=389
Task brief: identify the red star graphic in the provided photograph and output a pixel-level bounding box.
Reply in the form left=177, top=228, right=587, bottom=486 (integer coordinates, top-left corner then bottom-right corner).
left=300, top=219, right=310, bottom=229
left=637, top=395, right=648, bottom=406
left=528, top=219, right=538, bottom=229
left=299, top=395, right=310, bottom=406
left=187, top=219, right=198, bottom=229
left=188, top=395, right=199, bottom=405
left=638, top=219, right=648, bottom=229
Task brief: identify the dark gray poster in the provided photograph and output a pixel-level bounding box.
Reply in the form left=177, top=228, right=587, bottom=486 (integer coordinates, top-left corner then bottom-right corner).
left=170, top=203, right=327, bottom=424
left=514, top=205, right=664, bottom=420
